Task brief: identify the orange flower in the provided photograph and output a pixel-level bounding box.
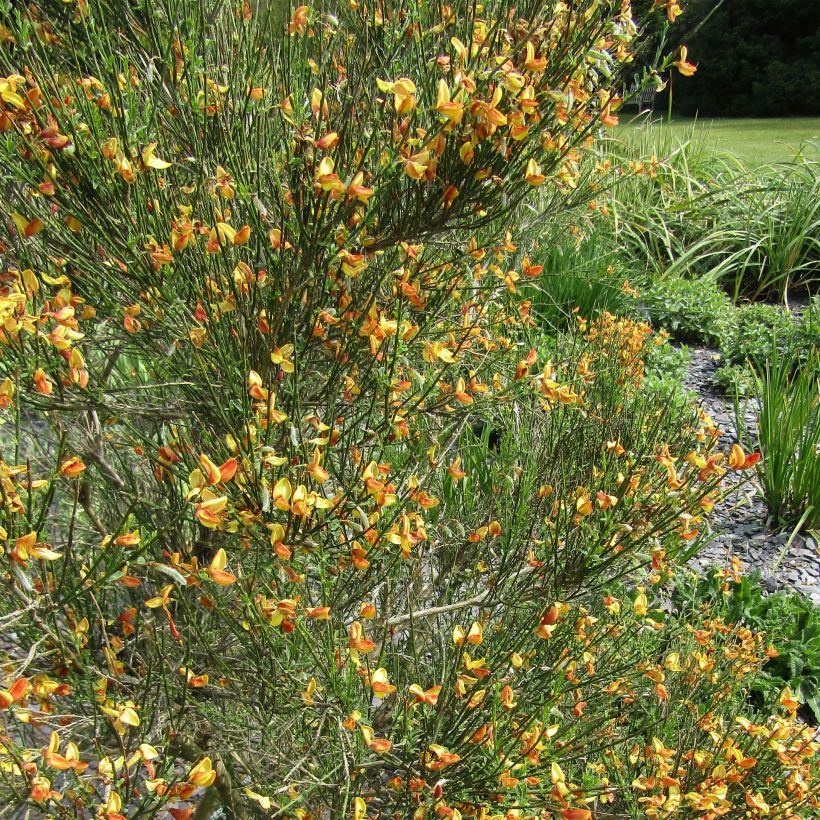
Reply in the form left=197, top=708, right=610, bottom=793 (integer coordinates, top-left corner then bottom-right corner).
left=674, top=46, right=697, bottom=77
left=60, top=456, right=86, bottom=478
left=347, top=172, right=374, bottom=203
left=728, top=443, right=760, bottom=470
left=409, top=684, right=441, bottom=706
left=426, top=743, right=460, bottom=771
left=206, top=548, right=236, bottom=586
left=305, top=606, right=330, bottom=620
left=306, top=447, right=330, bottom=483
left=288, top=5, right=309, bottom=35
left=376, top=77, right=416, bottom=113
left=745, top=793, right=770, bottom=814
left=500, top=684, right=517, bottom=710
left=0, top=378, right=14, bottom=407
left=233, top=225, right=251, bottom=245
left=11, top=212, right=44, bottom=237
left=404, top=149, right=431, bottom=180
left=435, top=79, right=463, bottom=125
left=780, top=686, right=799, bottom=713
left=32, top=369, right=52, bottom=396
left=447, top=456, right=466, bottom=483
left=113, top=530, right=141, bottom=548
left=0, top=677, right=28, bottom=709
left=348, top=621, right=376, bottom=654
left=524, top=158, right=545, bottom=186
left=658, top=0, right=683, bottom=22
left=195, top=495, right=228, bottom=528
left=188, top=757, right=216, bottom=788
left=199, top=453, right=223, bottom=484
left=370, top=668, right=396, bottom=697
left=314, top=157, right=345, bottom=193
left=315, top=131, right=339, bottom=150
left=218, top=458, right=238, bottom=482
left=43, top=731, right=88, bottom=773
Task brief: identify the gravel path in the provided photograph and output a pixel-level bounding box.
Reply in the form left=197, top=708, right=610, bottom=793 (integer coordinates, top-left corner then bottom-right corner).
left=684, top=346, right=820, bottom=602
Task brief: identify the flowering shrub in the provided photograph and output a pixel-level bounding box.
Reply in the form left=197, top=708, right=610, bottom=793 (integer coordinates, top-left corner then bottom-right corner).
left=0, top=0, right=811, bottom=817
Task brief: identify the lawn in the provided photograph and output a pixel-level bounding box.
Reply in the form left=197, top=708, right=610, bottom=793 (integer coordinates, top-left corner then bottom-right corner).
left=617, top=116, right=820, bottom=166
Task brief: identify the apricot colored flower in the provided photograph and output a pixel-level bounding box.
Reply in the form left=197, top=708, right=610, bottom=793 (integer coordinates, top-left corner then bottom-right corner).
left=728, top=443, right=760, bottom=470
left=60, top=456, right=86, bottom=477
left=188, top=757, right=216, bottom=788
left=674, top=46, right=697, bottom=77
left=376, top=77, right=416, bottom=113
left=206, top=548, right=236, bottom=586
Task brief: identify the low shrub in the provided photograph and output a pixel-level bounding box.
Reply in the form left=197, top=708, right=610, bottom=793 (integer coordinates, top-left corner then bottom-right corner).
left=712, top=361, right=757, bottom=397
left=643, top=334, right=692, bottom=396
left=713, top=300, right=819, bottom=396
left=719, top=302, right=798, bottom=367
left=638, top=275, right=732, bottom=346
left=796, top=295, right=820, bottom=351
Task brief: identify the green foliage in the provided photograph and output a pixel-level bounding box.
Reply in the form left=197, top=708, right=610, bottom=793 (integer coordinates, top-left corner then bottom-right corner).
left=599, top=126, right=740, bottom=281
left=520, top=229, right=631, bottom=334
left=643, top=335, right=692, bottom=396
left=716, top=162, right=820, bottom=302
left=718, top=303, right=797, bottom=367
left=712, top=362, right=757, bottom=397
left=639, top=275, right=731, bottom=345
left=599, top=128, right=820, bottom=303
left=663, top=0, right=820, bottom=118
left=674, top=569, right=820, bottom=724
left=714, top=300, right=819, bottom=396
left=740, top=344, right=820, bottom=531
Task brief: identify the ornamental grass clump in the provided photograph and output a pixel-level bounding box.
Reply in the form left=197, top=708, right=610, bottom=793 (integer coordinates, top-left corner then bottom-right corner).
left=0, top=0, right=813, bottom=817
left=598, top=126, right=820, bottom=303
left=743, top=344, right=820, bottom=532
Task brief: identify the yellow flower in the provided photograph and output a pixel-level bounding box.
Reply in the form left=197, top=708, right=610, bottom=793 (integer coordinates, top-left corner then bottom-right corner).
left=376, top=77, right=416, bottom=113
left=525, top=158, right=545, bottom=186
left=435, top=79, right=463, bottom=124
left=271, top=344, right=295, bottom=373
left=140, top=142, right=171, bottom=170
left=674, top=46, right=697, bottom=77
left=189, top=756, right=217, bottom=788
left=206, top=548, right=237, bottom=586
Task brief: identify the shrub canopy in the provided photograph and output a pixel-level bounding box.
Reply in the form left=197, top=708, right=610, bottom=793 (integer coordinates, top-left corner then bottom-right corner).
left=0, top=1, right=816, bottom=818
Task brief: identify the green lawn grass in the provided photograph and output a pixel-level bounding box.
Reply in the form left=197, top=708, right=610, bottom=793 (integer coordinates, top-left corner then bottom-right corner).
left=617, top=117, right=820, bottom=166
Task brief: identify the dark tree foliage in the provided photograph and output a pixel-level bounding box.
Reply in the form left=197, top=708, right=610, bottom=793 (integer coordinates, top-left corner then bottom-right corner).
left=633, top=0, right=820, bottom=118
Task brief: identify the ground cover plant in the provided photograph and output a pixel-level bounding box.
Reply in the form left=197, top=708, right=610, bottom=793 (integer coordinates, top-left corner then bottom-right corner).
left=1, top=0, right=819, bottom=818
left=637, top=275, right=730, bottom=346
